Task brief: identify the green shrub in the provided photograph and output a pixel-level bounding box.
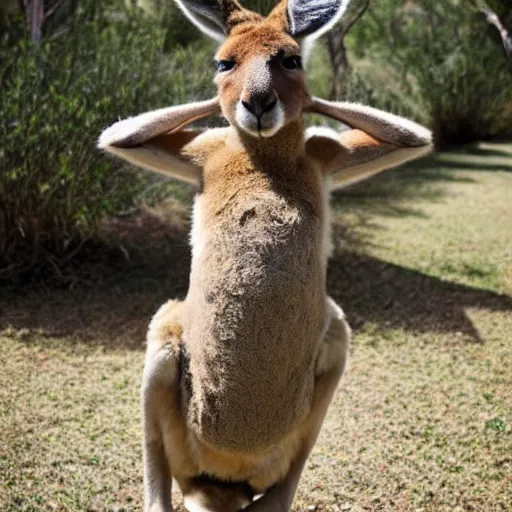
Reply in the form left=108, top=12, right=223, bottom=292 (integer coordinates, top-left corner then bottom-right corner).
left=347, top=0, right=512, bottom=147
left=128, top=0, right=204, bottom=50
left=0, top=1, right=215, bottom=281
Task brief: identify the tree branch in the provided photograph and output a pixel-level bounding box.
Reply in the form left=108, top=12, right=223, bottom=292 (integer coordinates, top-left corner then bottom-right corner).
left=471, top=0, right=512, bottom=57
left=482, top=6, right=512, bottom=56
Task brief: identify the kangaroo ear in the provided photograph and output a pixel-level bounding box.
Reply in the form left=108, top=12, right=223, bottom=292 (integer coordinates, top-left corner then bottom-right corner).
left=175, top=0, right=258, bottom=42
left=287, top=0, right=351, bottom=39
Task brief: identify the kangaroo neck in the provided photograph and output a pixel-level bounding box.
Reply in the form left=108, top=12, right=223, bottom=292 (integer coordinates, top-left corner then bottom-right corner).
left=229, top=119, right=306, bottom=170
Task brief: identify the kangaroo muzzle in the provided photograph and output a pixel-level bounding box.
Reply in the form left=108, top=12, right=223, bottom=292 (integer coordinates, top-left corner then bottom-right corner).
left=236, top=58, right=285, bottom=138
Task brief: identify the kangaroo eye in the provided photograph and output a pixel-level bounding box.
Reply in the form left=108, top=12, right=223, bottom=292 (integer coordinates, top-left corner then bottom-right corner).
left=282, top=56, right=302, bottom=70
left=216, top=60, right=236, bottom=72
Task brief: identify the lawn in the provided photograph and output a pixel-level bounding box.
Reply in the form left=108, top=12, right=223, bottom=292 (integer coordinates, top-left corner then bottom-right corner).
left=1, top=143, right=511, bottom=511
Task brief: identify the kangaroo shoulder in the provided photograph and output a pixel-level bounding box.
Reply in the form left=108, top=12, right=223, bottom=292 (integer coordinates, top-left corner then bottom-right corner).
left=182, top=127, right=230, bottom=167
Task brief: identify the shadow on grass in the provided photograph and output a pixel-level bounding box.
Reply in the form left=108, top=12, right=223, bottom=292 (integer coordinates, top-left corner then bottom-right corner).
left=0, top=211, right=193, bottom=351
left=1, top=145, right=510, bottom=348
left=332, top=153, right=474, bottom=212
left=335, top=143, right=511, bottom=213
left=328, top=145, right=510, bottom=254
left=433, top=160, right=512, bottom=172
left=433, top=144, right=512, bottom=172
left=1, top=232, right=510, bottom=349
left=327, top=153, right=471, bottom=252
left=328, top=251, right=512, bottom=343
left=462, top=146, right=512, bottom=159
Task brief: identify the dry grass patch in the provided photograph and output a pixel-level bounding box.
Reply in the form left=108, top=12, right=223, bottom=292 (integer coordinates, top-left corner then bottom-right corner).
left=1, top=143, right=511, bottom=511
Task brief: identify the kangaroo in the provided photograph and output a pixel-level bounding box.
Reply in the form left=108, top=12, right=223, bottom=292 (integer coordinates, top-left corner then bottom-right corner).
left=98, top=1, right=432, bottom=510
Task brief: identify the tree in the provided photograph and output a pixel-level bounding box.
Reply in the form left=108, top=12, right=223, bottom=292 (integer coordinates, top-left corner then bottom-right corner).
left=326, top=0, right=369, bottom=100
left=471, top=0, right=511, bottom=56
left=1, top=0, right=81, bottom=43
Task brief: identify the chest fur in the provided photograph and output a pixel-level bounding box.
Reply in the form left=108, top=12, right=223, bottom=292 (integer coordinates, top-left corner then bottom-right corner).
left=183, top=147, right=329, bottom=452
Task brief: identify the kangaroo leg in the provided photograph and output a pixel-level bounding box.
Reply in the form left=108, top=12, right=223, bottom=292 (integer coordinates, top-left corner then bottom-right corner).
left=245, top=297, right=350, bottom=511
left=142, top=300, right=187, bottom=512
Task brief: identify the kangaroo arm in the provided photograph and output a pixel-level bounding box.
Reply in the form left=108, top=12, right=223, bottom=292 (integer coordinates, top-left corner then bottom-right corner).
left=308, top=97, right=432, bottom=147
left=98, top=97, right=221, bottom=186
left=305, top=98, right=433, bottom=190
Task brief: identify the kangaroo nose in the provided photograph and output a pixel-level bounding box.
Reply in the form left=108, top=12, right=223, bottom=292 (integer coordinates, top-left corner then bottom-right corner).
left=241, top=91, right=278, bottom=118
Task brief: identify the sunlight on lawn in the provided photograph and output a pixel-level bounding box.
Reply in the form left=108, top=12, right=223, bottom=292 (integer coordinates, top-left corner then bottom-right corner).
left=1, top=144, right=511, bottom=511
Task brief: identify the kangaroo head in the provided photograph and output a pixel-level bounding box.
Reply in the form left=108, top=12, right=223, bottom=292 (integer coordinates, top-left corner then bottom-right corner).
left=176, top=0, right=350, bottom=138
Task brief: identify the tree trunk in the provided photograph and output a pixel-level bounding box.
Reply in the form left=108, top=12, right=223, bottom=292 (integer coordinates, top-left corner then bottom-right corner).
left=327, top=25, right=352, bottom=100
left=24, top=0, right=45, bottom=42
left=326, top=0, right=369, bottom=101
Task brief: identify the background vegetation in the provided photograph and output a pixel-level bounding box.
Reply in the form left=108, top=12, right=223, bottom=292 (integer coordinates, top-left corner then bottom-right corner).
left=1, top=2, right=511, bottom=511
left=0, top=0, right=510, bottom=279
left=2, top=143, right=511, bottom=512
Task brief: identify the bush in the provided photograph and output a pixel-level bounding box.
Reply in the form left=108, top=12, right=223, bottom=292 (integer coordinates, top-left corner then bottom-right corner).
left=346, top=0, right=512, bottom=147
left=128, top=0, right=204, bottom=50
left=0, top=0, right=215, bottom=281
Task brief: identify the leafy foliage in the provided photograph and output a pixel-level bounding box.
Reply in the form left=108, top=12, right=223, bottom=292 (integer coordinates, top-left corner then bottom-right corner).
left=129, top=0, right=205, bottom=50
left=347, top=0, right=512, bottom=146
left=1, top=0, right=511, bottom=281
left=0, top=1, right=215, bottom=280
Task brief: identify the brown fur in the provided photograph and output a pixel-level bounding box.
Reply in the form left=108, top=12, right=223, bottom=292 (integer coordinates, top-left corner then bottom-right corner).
left=306, top=129, right=395, bottom=173
left=215, top=25, right=308, bottom=132
left=143, top=9, right=343, bottom=509
left=145, top=296, right=348, bottom=511
left=98, top=2, right=432, bottom=510
left=182, top=120, right=327, bottom=453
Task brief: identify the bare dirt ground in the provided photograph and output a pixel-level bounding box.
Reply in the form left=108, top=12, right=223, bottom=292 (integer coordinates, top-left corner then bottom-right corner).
left=1, top=143, right=511, bottom=511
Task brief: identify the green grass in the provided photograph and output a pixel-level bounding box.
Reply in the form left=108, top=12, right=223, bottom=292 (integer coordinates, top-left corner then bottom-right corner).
left=1, top=143, right=511, bottom=511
